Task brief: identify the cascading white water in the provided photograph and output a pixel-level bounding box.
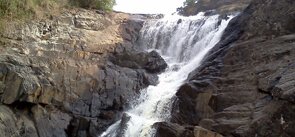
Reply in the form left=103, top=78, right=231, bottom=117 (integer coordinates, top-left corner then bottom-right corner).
left=100, top=13, right=234, bottom=137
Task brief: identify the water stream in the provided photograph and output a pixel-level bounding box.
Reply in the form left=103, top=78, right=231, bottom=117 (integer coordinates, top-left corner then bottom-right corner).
left=100, top=13, right=234, bottom=137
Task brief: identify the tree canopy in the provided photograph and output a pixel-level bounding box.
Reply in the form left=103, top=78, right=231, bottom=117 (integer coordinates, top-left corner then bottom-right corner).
left=183, top=0, right=197, bottom=6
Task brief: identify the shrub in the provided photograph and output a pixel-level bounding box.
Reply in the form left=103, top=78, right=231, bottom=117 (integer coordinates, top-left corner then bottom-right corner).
left=0, top=0, right=115, bottom=32
left=0, top=0, right=116, bottom=20
left=69, top=0, right=116, bottom=11
left=0, top=0, right=32, bottom=19
left=183, top=0, right=196, bottom=6
left=0, top=0, right=34, bottom=31
left=0, top=0, right=61, bottom=20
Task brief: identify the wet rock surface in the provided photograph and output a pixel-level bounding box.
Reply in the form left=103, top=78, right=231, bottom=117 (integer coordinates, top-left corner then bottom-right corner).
left=171, top=0, right=295, bottom=137
left=0, top=9, right=166, bottom=137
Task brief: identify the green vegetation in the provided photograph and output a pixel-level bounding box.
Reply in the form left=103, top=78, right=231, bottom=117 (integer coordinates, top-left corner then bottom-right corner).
left=0, top=0, right=116, bottom=19
left=0, top=0, right=60, bottom=31
left=0, top=0, right=116, bottom=31
left=69, top=0, right=116, bottom=11
left=0, top=0, right=59, bottom=20
left=177, top=0, right=197, bottom=14
left=183, top=0, right=197, bottom=6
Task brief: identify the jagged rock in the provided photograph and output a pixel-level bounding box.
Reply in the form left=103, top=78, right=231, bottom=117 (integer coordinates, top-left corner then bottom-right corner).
left=172, top=0, right=295, bottom=137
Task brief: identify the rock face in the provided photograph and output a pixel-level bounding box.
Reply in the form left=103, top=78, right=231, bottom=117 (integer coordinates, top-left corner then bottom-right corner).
left=153, top=122, right=223, bottom=137
left=170, top=0, right=295, bottom=137
left=178, top=0, right=252, bottom=16
left=0, top=9, right=166, bottom=137
left=153, top=122, right=194, bottom=137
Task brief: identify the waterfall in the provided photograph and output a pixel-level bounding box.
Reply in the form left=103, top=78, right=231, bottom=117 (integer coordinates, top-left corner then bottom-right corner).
left=100, top=13, right=234, bottom=137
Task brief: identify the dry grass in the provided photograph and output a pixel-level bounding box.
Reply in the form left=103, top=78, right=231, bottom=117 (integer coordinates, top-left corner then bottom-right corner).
left=0, top=0, right=115, bottom=32
left=0, top=0, right=68, bottom=32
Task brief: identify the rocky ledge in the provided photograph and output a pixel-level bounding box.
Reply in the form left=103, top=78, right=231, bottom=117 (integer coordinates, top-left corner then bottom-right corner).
left=178, top=0, right=252, bottom=16
left=164, top=0, right=295, bottom=137
left=0, top=9, right=167, bottom=137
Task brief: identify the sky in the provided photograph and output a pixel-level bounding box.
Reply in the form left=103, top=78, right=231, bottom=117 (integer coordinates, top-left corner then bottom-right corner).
left=114, top=0, right=185, bottom=14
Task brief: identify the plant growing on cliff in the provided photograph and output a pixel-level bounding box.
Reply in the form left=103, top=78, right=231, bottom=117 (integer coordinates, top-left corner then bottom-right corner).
left=0, top=0, right=63, bottom=31
left=177, top=0, right=197, bottom=15
left=0, top=0, right=116, bottom=33
left=69, top=0, right=116, bottom=11
left=0, top=0, right=62, bottom=19
left=0, top=0, right=32, bottom=19
left=183, top=0, right=197, bottom=6
left=0, top=0, right=116, bottom=20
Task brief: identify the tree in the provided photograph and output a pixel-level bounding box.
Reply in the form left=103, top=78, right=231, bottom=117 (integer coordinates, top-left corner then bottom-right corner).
left=183, top=0, right=196, bottom=6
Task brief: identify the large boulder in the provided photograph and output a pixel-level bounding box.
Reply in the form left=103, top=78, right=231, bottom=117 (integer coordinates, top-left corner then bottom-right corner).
left=110, top=46, right=167, bottom=73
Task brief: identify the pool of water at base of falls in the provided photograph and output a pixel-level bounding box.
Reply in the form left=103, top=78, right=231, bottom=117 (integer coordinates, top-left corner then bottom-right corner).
left=100, top=12, right=235, bottom=137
